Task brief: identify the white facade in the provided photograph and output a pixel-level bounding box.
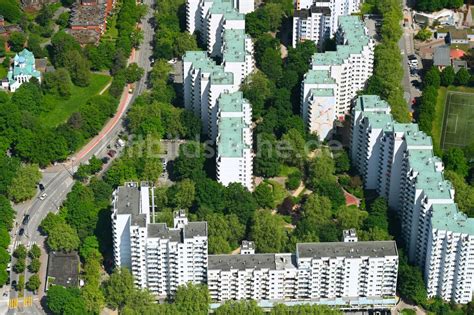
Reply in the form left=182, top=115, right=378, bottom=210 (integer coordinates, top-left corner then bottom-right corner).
left=208, top=241, right=398, bottom=302
left=186, top=0, right=253, bottom=56
left=301, top=16, right=374, bottom=139
left=350, top=95, right=474, bottom=304
left=112, top=183, right=208, bottom=298
left=215, top=92, right=253, bottom=190
left=292, top=0, right=362, bottom=47
left=182, top=51, right=239, bottom=135
left=222, top=29, right=255, bottom=84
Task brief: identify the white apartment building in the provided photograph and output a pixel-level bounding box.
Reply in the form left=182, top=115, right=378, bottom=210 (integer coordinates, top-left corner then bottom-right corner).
left=292, top=0, right=362, bottom=47
left=301, top=16, right=374, bottom=139
left=112, top=186, right=399, bottom=306
left=186, top=0, right=253, bottom=56
left=215, top=92, right=253, bottom=190
left=182, top=51, right=238, bottom=136
left=350, top=95, right=474, bottom=304
left=208, top=240, right=398, bottom=303
left=222, top=29, right=255, bottom=84
left=112, top=183, right=208, bottom=298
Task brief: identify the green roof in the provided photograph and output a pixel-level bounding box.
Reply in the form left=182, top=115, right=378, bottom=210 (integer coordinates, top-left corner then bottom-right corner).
left=218, top=92, right=247, bottom=112
left=393, top=123, right=419, bottom=133
left=363, top=112, right=394, bottom=130
left=354, top=95, right=390, bottom=112
left=8, top=49, right=41, bottom=84
left=312, top=16, right=371, bottom=66
left=217, top=117, right=249, bottom=157
left=223, top=29, right=249, bottom=62
left=208, top=0, right=244, bottom=20
left=183, top=50, right=234, bottom=85
left=431, top=204, right=474, bottom=234
left=311, top=88, right=334, bottom=97
left=404, top=131, right=433, bottom=148
left=304, top=70, right=336, bottom=85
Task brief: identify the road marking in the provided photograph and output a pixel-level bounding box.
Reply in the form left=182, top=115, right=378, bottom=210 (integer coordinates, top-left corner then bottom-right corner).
left=23, top=296, right=33, bottom=307
left=8, top=298, right=18, bottom=309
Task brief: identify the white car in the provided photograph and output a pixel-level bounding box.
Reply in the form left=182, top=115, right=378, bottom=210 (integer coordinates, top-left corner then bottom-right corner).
left=39, top=193, right=47, bottom=200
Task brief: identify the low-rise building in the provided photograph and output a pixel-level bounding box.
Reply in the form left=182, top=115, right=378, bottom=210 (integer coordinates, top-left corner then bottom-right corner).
left=3, top=49, right=41, bottom=92
left=46, top=251, right=80, bottom=289
left=69, top=0, right=115, bottom=44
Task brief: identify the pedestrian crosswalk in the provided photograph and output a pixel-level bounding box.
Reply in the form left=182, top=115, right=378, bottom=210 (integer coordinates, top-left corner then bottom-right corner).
left=8, top=296, right=33, bottom=308
left=8, top=298, right=17, bottom=309
left=23, top=296, right=33, bottom=307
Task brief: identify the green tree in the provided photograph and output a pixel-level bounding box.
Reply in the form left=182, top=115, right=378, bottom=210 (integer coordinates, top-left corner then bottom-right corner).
left=125, top=63, right=144, bottom=83
left=424, top=67, right=441, bottom=88
left=26, top=274, right=41, bottom=291
left=174, top=283, right=210, bottom=315
left=444, top=171, right=474, bottom=217
left=454, top=67, right=470, bottom=86
left=443, top=148, right=468, bottom=177
left=241, top=71, right=273, bottom=119
left=13, top=244, right=27, bottom=259
left=281, top=129, right=306, bottom=169
left=17, top=274, right=24, bottom=292
left=47, top=286, right=87, bottom=315
left=43, top=68, right=73, bottom=98
left=103, top=268, right=135, bottom=310
left=215, top=300, right=263, bottom=315
left=82, top=282, right=105, bottom=314
left=0, top=0, right=22, bottom=23
left=0, top=229, right=9, bottom=249
left=414, top=28, right=431, bottom=41
left=224, top=183, right=258, bottom=225
left=79, top=236, right=101, bottom=261
left=28, top=258, right=41, bottom=273
left=255, top=133, right=281, bottom=177
left=36, top=4, right=53, bottom=27
left=253, top=183, right=275, bottom=209
left=205, top=213, right=245, bottom=254
left=271, top=304, right=343, bottom=314
left=47, top=222, right=80, bottom=252
left=336, top=205, right=368, bottom=230
left=440, top=66, right=455, bottom=87
left=29, top=244, right=41, bottom=259
left=260, top=48, right=283, bottom=82
left=286, top=170, right=302, bottom=190
left=250, top=210, right=287, bottom=253
left=334, top=150, right=350, bottom=174
left=397, top=254, right=427, bottom=305
left=0, top=266, right=8, bottom=286
left=294, top=194, right=333, bottom=242
left=8, top=32, right=26, bottom=52
left=14, top=259, right=25, bottom=273
left=0, top=195, right=15, bottom=230
left=167, top=179, right=195, bottom=209
left=62, top=50, right=91, bottom=87
left=173, top=142, right=206, bottom=181
left=7, top=163, right=41, bottom=203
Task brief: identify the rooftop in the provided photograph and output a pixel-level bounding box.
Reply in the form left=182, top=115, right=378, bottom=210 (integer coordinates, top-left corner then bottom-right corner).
left=431, top=204, right=474, bottom=234
left=294, top=5, right=331, bottom=19
left=311, top=88, right=334, bottom=97
left=47, top=251, right=80, bottom=288
left=209, top=253, right=297, bottom=271
left=363, top=112, right=394, bottom=130
left=223, top=29, right=250, bottom=62
left=217, top=117, right=249, bottom=157
left=218, top=91, right=248, bottom=112
left=433, top=45, right=451, bottom=66
left=404, top=131, right=433, bottom=148
left=297, top=241, right=398, bottom=259
left=304, top=70, right=336, bottom=85
left=70, top=1, right=106, bottom=27
left=354, top=95, right=390, bottom=112
left=312, top=16, right=371, bottom=66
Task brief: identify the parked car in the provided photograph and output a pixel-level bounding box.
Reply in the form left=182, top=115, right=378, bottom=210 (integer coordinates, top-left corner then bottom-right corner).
left=19, top=228, right=24, bottom=236
left=102, top=157, right=110, bottom=164
left=39, top=193, right=47, bottom=200
left=107, top=150, right=117, bottom=158
left=39, top=183, right=45, bottom=191
left=11, top=280, right=16, bottom=289
left=22, top=215, right=30, bottom=225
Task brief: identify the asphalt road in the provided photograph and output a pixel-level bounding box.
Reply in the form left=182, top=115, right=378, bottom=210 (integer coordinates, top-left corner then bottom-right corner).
left=2, top=0, right=156, bottom=312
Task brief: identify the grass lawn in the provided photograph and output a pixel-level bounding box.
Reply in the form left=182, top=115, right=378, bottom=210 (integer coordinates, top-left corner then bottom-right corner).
left=39, top=73, right=111, bottom=127
left=433, top=85, right=474, bottom=151
left=102, top=13, right=119, bottom=42
left=278, top=165, right=299, bottom=177
left=401, top=310, right=416, bottom=315
left=0, top=65, right=7, bottom=79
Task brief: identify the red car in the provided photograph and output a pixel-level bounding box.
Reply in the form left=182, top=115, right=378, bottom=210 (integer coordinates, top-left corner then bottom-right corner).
left=107, top=150, right=117, bottom=158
